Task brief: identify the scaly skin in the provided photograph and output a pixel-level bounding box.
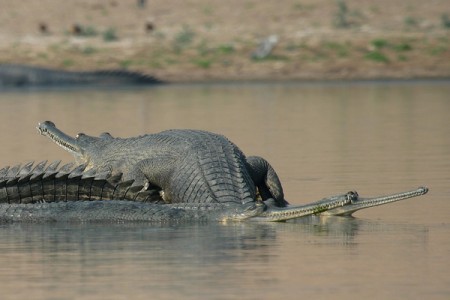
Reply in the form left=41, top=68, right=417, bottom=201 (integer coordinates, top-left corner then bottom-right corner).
left=320, top=187, right=429, bottom=216
left=0, top=121, right=429, bottom=223
left=37, top=121, right=288, bottom=207
left=0, top=161, right=353, bottom=222
left=0, top=161, right=427, bottom=222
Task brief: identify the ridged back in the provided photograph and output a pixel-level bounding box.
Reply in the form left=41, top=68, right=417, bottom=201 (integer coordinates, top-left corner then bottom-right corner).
left=0, top=161, right=162, bottom=204
left=165, top=130, right=256, bottom=205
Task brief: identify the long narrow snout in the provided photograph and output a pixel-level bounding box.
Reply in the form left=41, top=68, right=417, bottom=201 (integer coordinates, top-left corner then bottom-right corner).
left=249, top=191, right=355, bottom=221
left=321, top=186, right=429, bottom=216
left=37, top=121, right=82, bottom=156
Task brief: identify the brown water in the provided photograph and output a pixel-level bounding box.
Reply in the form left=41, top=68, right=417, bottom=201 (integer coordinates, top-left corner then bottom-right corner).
left=0, top=81, right=449, bottom=299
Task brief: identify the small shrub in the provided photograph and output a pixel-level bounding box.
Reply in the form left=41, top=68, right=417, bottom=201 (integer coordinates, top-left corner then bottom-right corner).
left=252, top=54, right=289, bottom=62
left=397, top=54, right=408, bottom=61
left=442, top=14, right=450, bottom=28
left=324, top=42, right=349, bottom=57
left=196, top=40, right=210, bottom=56
left=371, top=39, right=388, bottom=49
left=365, top=51, right=389, bottom=63
left=119, top=60, right=132, bottom=69
left=71, top=25, right=98, bottom=37
left=82, top=26, right=98, bottom=37
left=404, top=16, right=418, bottom=27
left=62, top=59, right=74, bottom=67
left=334, top=0, right=349, bottom=28
left=81, top=46, right=97, bottom=55
left=103, top=28, right=118, bottom=42
left=173, top=25, right=195, bottom=53
left=195, top=59, right=211, bottom=68
left=217, top=44, right=235, bottom=54
left=393, top=43, right=412, bottom=51
left=429, top=46, right=446, bottom=56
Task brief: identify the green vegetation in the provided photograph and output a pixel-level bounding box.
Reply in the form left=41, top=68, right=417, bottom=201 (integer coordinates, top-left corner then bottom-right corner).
left=103, top=28, right=118, bottom=42
left=70, top=25, right=98, bottom=37
left=371, top=39, right=389, bottom=49
left=371, top=38, right=413, bottom=52
left=393, top=43, right=412, bottom=52
left=196, top=39, right=209, bottom=56
left=332, top=0, right=365, bottom=28
left=324, top=41, right=349, bottom=57
left=429, top=45, right=447, bottom=56
left=334, top=0, right=349, bottom=28
left=62, top=59, right=74, bottom=67
left=397, top=54, right=408, bottom=61
left=217, top=44, right=235, bottom=54
left=252, top=54, right=289, bottom=62
left=81, top=26, right=98, bottom=37
left=442, top=14, right=450, bottom=29
left=366, top=39, right=412, bottom=62
left=365, top=51, right=389, bottom=63
left=404, top=16, right=418, bottom=28
left=173, top=25, right=195, bottom=53
left=81, top=46, right=97, bottom=55
left=119, top=59, right=132, bottom=69
left=194, top=59, right=212, bottom=68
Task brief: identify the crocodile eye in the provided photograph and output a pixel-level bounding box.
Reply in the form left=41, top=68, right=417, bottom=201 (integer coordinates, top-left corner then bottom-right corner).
left=76, top=133, right=86, bottom=139
left=346, top=191, right=359, bottom=202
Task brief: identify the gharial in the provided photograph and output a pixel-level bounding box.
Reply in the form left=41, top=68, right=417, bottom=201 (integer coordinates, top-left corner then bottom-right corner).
left=0, top=121, right=428, bottom=223
left=0, top=64, right=162, bottom=87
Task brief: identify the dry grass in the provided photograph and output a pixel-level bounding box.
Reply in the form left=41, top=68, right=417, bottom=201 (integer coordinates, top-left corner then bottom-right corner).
left=0, top=0, right=449, bottom=81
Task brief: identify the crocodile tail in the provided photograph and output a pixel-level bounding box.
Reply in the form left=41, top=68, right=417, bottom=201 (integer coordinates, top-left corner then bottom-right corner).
left=0, top=161, right=162, bottom=204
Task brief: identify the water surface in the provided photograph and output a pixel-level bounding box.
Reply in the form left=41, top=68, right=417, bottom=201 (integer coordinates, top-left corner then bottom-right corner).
left=0, top=81, right=449, bottom=299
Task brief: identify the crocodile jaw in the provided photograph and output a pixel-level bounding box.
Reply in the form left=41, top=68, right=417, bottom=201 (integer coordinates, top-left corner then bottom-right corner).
left=37, top=121, right=83, bottom=158
left=320, top=186, right=429, bottom=216
left=247, top=192, right=353, bottom=222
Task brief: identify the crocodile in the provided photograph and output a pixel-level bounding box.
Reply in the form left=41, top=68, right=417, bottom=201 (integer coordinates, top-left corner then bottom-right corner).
left=0, top=64, right=162, bottom=87
left=0, top=121, right=428, bottom=223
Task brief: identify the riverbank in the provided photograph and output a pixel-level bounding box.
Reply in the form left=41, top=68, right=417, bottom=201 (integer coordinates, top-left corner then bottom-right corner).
left=0, top=0, right=449, bottom=82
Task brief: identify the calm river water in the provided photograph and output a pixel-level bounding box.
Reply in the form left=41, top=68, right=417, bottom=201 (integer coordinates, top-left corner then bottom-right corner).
left=0, top=81, right=449, bottom=299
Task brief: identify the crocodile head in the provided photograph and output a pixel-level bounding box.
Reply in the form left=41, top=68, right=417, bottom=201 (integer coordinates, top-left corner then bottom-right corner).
left=320, top=186, right=429, bottom=216
left=37, top=121, right=112, bottom=168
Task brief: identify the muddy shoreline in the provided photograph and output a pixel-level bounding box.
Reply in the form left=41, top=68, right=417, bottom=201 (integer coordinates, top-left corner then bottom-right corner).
left=1, top=1, right=449, bottom=82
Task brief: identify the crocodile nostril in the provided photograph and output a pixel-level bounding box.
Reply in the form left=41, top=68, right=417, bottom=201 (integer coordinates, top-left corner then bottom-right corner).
left=39, top=120, right=56, bottom=128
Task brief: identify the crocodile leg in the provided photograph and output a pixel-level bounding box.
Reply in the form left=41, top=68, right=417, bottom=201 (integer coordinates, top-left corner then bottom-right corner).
left=246, top=156, right=288, bottom=206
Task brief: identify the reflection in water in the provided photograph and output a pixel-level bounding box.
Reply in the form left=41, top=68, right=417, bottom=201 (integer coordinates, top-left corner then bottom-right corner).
left=290, top=215, right=429, bottom=247
left=0, top=218, right=432, bottom=300
left=291, top=216, right=362, bottom=246
left=0, top=81, right=449, bottom=299
left=0, top=223, right=280, bottom=299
